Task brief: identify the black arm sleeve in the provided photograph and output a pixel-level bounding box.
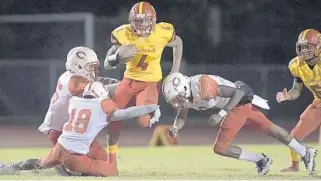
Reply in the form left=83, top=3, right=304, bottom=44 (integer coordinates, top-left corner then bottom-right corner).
left=217, top=85, right=245, bottom=112
left=294, top=77, right=302, bottom=83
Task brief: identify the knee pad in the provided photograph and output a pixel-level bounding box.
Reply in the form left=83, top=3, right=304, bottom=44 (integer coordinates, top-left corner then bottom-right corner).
left=213, top=143, right=228, bottom=155
left=48, top=130, right=62, bottom=145
left=235, top=81, right=254, bottom=104
left=137, top=114, right=151, bottom=128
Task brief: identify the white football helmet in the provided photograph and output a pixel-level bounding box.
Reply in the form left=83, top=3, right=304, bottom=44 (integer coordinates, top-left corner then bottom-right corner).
left=65, top=46, right=100, bottom=81
left=162, top=73, right=191, bottom=109
left=83, top=82, right=110, bottom=99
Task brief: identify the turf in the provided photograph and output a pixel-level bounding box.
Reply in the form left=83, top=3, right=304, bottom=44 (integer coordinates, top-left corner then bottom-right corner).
left=0, top=144, right=320, bottom=180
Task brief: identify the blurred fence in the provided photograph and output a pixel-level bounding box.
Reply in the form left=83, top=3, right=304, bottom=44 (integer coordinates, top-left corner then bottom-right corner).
left=0, top=12, right=315, bottom=126
left=0, top=60, right=313, bottom=126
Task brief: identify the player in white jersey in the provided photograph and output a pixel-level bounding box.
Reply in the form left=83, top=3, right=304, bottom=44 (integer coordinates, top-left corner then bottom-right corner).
left=162, top=73, right=317, bottom=176
left=35, top=46, right=119, bottom=176
left=38, top=46, right=100, bottom=145
left=38, top=46, right=118, bottom=146
left=1, top=82, right=160, bottom=177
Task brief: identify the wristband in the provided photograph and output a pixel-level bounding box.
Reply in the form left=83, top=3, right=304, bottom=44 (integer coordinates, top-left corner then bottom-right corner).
left=218, top=109, right=228, bottom=117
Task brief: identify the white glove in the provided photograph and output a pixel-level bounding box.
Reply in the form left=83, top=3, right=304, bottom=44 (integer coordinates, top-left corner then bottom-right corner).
left=208, top=109, right=227, bottom=127
left=149, top=107, right=161, bottom=127
left=168, top=125, right=178, bottom=137
left=116, top=44, right=137, bottom=62
left=276, top=88, right=291, bottom=103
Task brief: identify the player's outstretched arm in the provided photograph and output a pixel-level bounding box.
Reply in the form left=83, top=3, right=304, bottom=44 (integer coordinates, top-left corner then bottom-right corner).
left=218, top=85, right=245, bottom=112
left=96, top=76, right=119, bottom=85
left=173, top=108, right=188, bottom=130
left=169, top=108, right=188, bottom=137
left=166, top=35, right=183, bottom=73
left=208, top=85, right=245, bottom=126
left=276, top=78, right=302, bottom=103
left=109, top=104, right=160, bottom=122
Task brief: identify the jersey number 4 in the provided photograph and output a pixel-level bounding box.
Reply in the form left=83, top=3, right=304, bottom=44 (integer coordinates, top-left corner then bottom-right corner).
left=64, top=108, right=91, bottom=134
left=137, top=55, right=148, bottom=71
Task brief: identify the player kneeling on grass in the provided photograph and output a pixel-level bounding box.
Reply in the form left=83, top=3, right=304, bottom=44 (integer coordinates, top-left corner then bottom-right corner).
left=162, top=73, right=317, bottom=176
left=1, top=82, right=160, bottom=177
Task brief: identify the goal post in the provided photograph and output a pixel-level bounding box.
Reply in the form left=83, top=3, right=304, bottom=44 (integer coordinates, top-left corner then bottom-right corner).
left=0, top=13, right=95, bottom=49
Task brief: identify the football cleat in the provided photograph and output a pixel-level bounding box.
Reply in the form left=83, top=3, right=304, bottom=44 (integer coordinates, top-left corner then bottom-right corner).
left=256, top=154, right=272, bottom=176
left=302, top=147, right=317, bottom=176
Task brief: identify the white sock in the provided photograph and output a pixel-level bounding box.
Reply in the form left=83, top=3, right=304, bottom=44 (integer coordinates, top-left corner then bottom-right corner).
left=287, top=138, right=306, bottom=157
left=239, top=148, right=264, bottom=163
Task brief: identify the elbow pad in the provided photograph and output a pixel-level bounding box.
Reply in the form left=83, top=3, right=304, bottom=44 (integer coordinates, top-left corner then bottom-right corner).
left=235, top=80, right=254, bottom=104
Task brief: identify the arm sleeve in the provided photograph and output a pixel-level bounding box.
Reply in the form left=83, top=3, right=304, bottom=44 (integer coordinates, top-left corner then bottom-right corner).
left=110, top=105, right=159, bottom=121
left=97, top=76, right=119, bottom=85
left=294, top=77, right=302, bottom=83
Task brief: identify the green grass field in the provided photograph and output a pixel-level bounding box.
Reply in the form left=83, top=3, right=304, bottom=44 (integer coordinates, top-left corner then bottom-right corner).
left=0, top=144, right=320, bottom=180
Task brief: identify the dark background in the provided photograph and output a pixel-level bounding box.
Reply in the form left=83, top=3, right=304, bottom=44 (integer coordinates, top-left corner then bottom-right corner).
left=0, top=0, right=320, bottom=126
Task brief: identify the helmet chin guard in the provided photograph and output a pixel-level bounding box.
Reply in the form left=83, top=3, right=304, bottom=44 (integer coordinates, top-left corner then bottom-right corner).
left=162, top=73, right=191, bottom=109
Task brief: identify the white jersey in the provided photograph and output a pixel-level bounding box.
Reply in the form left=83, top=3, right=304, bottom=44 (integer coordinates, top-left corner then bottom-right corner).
left=38, top=71, right=73, bottom=133
left=186, top=74, right=235, bottom=110
left=58, top=97, right=108, bottom=155
left=186, top=74, right=270, bottom=110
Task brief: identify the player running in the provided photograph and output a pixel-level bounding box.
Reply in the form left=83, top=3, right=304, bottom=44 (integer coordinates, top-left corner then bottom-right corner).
left=103, top=1, right=183, bottom=165
left=162, top=72, right=317, bottom=176
left=276, top=29, right=321, bottom=172
left=1, top=82, right=160, bottom=177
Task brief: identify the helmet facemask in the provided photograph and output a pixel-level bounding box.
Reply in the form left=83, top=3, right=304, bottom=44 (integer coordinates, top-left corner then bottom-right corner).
left=129, top=15, right=155, bottom=37
left=84, top=61, right=100, bottom=80
left=296, top=42, right=318, bottom=63
left=169, top=91, right=189, bottom=110
left=163, top=75, right=191, bottom=110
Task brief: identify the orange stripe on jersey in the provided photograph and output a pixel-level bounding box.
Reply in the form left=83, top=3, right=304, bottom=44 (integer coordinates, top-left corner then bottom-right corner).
left=199, top=75, right=219, bottom=100
left=138, top=2, right=144, bottom=14
left=101, top=98, right=118, bottom=120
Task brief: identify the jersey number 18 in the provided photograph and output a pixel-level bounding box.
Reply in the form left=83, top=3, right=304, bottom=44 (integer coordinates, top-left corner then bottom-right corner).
left=64, top=108, right=91, bottom=134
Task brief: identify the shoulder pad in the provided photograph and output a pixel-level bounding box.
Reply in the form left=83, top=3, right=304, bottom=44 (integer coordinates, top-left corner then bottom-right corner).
left=111, top=24, right=130, bottom=45
left=288, top=57, right=300, bottom=68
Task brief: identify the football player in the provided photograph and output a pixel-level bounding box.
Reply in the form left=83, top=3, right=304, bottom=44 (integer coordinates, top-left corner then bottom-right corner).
left=163, top=72, right=317, bottom=176
left=37, top=46, right=117, bottom=175
left=1, top=82, right=160, bottom=176
left=276, top=29, right=321, bottom=172
left=103, top=1, right=183, bottom=165
left=39, top=46, right=118, bottom=145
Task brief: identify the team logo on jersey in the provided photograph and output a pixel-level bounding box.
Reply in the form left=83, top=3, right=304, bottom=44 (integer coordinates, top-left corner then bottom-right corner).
left=161, top=26, right=172, bottom=31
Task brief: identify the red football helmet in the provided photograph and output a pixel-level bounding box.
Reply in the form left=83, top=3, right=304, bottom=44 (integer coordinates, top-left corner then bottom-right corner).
left=128, top=1, right=156, bottom=37
left=296, top=29, right=321, bottom=62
